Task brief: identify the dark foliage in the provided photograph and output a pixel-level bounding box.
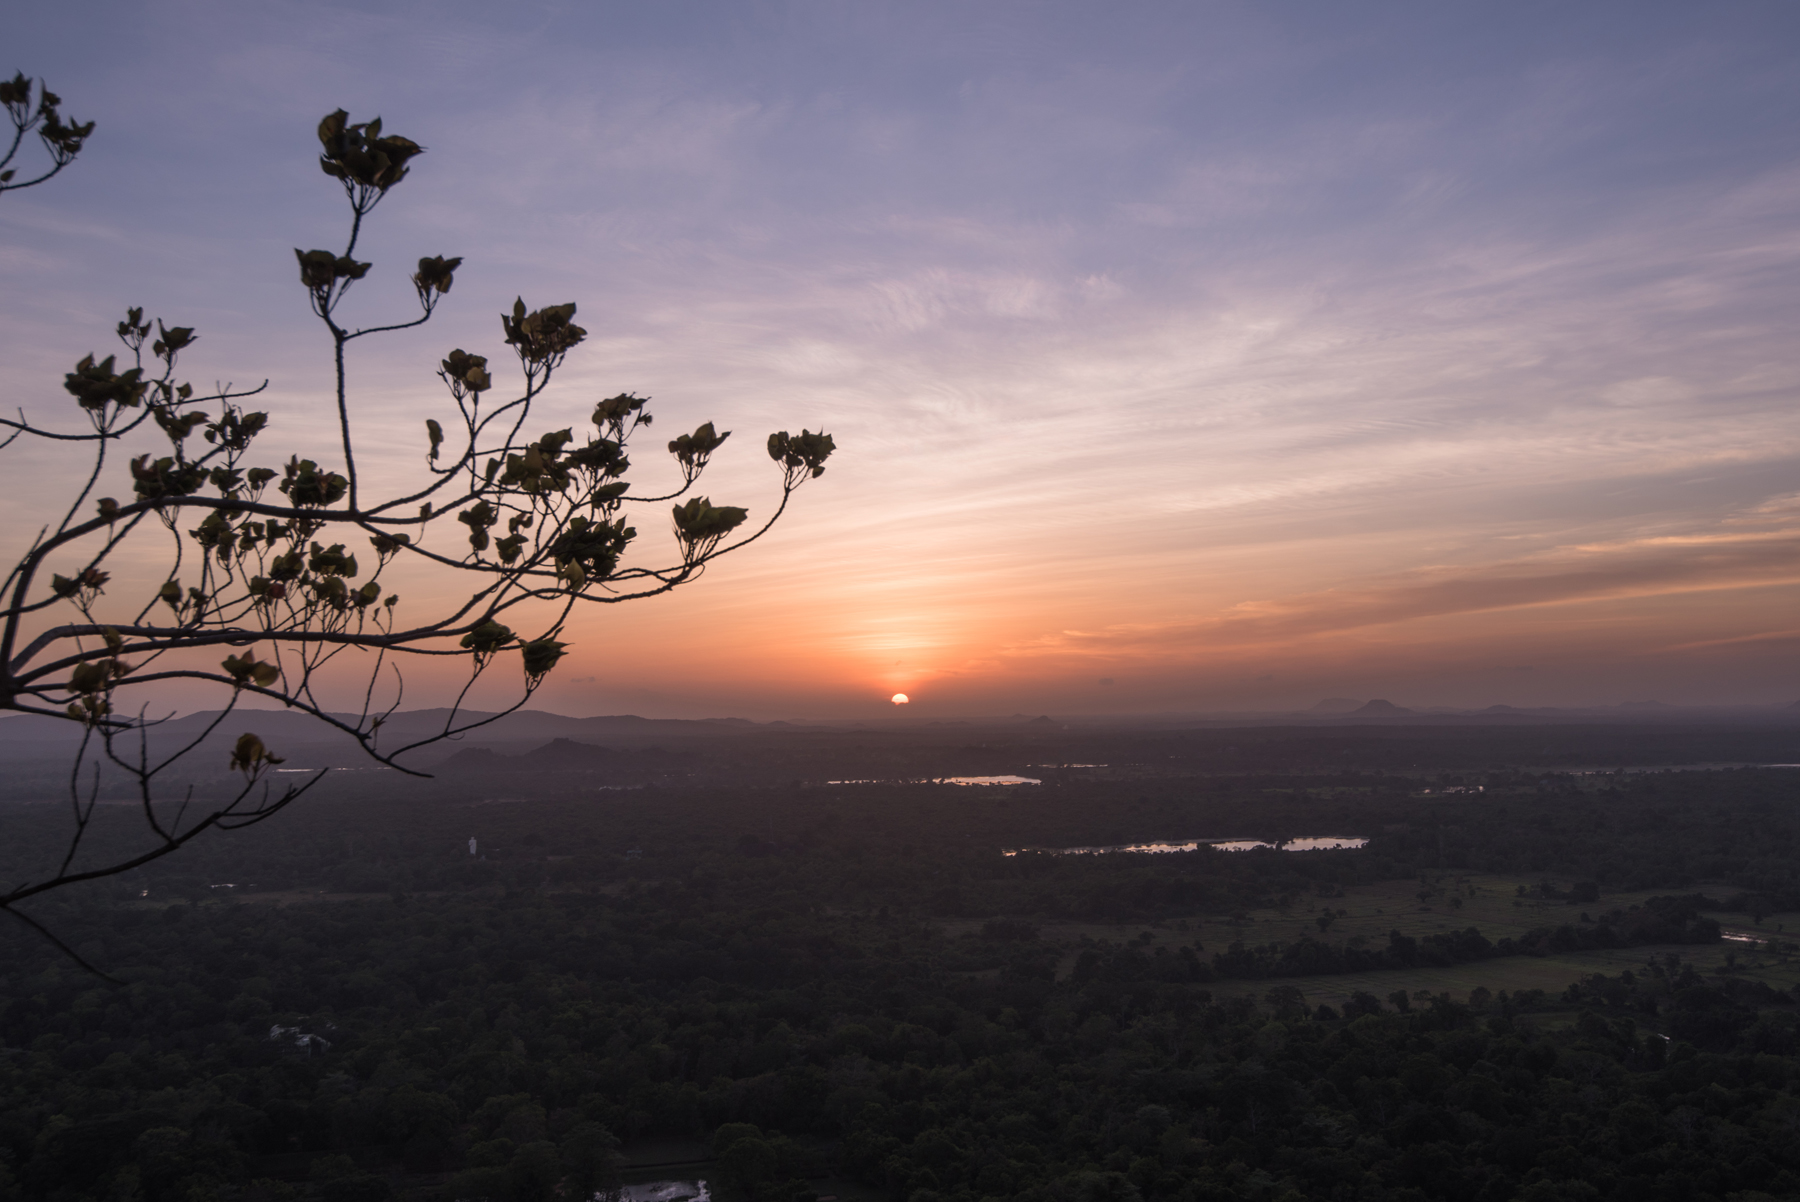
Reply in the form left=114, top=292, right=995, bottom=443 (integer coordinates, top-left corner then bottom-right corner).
left=0, top=757, right=1796, bottom=1200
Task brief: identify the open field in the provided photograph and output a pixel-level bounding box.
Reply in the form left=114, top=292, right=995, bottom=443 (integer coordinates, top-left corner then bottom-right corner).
left=1001, top=871, right=1800, bottom=1005
left=1032, top=871, right=1800, bottom=957
left=1183, top=872, right=1755, bottom=949
left=1203, top=938, right=1800, bottom=1011
left=193, top=871, right=1800, bottom=1013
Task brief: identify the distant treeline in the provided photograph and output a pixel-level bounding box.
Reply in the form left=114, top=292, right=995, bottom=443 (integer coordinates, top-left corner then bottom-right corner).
left=1070, top=893, right=1721, bottom=985
left=3, top=714, right=1797, bottom=800
left=5, top=754, right=1799, bottom=917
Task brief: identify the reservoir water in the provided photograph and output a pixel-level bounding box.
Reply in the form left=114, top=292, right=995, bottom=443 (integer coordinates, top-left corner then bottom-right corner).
left=828, top=775, right=1042, bottom=786
left=1001, top=836, right=1368, bottom=857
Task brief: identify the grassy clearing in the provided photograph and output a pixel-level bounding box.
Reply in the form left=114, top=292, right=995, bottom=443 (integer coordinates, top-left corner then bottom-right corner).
left=1204, top=940, right=1800, bottom=1010
left=1198, top=873, right=1694, bottom=948
left=1019, top=872, right=1800, bottom=1003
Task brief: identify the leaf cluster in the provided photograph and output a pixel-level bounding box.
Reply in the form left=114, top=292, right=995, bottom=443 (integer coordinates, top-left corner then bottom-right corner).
left=0, top=72, right=92, bottom=192
left=316, top=108, right=422, bottom=207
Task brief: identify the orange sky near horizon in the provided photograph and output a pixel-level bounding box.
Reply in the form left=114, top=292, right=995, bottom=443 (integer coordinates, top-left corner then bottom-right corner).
left=5, top=3, right=1800, bottom=721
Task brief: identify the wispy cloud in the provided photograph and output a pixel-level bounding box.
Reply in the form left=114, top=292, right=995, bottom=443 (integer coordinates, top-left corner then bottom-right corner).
left=999, top=525, right=1800, bottom=662
left=5, top=1, right=1800, bottom=715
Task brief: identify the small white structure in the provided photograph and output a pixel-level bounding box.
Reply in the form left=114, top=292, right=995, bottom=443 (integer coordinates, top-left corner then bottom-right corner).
left=268, top=1024, right=332, bottom=1056
left=469, top=836, right=478, bottom=856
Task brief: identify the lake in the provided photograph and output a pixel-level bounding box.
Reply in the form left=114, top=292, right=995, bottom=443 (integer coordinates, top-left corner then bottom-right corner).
left=1001, top=836, right=1368, bottom=857
left=828, top=775, right=1042, bottom=786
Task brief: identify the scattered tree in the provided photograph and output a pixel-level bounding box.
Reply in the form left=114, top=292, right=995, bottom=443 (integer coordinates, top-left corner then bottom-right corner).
left=0, top=103, right=834, bottom=969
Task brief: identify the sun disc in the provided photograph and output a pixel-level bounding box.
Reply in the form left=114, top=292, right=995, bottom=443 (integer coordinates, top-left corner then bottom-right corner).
left=891, top=693, right=909, bottom=705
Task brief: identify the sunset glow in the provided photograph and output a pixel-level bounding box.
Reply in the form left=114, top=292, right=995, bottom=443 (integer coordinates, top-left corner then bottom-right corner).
left=6, top=3, right=1799, bottom=719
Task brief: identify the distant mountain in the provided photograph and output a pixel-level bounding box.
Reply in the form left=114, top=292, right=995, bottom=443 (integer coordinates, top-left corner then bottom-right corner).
left=436, top=746, right=507, bottom=772
left=522, top=738, right=619, bottom=769
left=430, top=738, right=653, bottom=777
left=1787, top=700, right=1800, bottom=710
left=1026, top=715, right=1058, bottom=727
left=1308, top=698, right=1363, bottom=713
left=0, top=708, right=764, bottom=754
left=1617, top=701, right=1673, bottom=710
left=1352, top=699, right=1414, bottom=715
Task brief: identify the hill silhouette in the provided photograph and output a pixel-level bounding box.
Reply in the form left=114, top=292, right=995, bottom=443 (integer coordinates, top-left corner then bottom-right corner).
left=435, top=737, right=646, bottom=773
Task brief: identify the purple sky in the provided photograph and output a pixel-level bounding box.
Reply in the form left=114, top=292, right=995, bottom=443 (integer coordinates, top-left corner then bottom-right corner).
left=5, top=2, right=1799, bottom=718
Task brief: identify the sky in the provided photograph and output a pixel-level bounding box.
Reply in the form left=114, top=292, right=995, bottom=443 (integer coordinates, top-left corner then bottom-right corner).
left=3, top=0, right=1799, bottom=719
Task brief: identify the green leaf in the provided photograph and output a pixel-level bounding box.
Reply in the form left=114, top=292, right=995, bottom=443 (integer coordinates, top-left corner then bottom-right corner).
left=460, top=620, right=515, bottom=657
left=221, top=651, right=281, bottom=689
left=413, top=255, right=462, bottom=296
left=767, top=429, right=836, bottom=478
left=671, top=497, right=749, bottom=548
left=501, top=299, right=587, bottom=366
left=229, top=732, right=285, bottom=775
left=64, top=353, right=148, bottom=410
left=668, top=421, right=730, bottom=470
left=316, top=109, right=423, bottom=192
left=522, top=637, right=568, bottom=680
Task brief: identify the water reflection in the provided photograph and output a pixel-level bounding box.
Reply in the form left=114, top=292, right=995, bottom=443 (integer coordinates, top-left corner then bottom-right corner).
left=1002, top=836, right=1368, bottom=857
left=828, top=775, right=1042, bottom=786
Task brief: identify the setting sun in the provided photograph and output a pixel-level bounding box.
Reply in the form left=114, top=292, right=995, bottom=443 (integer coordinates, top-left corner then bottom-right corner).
left=891, top=693, right=909, bottom=705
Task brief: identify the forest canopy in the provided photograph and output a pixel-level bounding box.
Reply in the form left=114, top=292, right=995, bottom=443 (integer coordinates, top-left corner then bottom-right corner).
left=1, top=754, right=1797, bottom=1201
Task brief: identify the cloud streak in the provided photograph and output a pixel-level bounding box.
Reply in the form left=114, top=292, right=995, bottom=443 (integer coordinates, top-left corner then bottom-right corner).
left=4, top=1, right=1799, bottom=715
left=1005, top=526, right=1800, bottom=663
